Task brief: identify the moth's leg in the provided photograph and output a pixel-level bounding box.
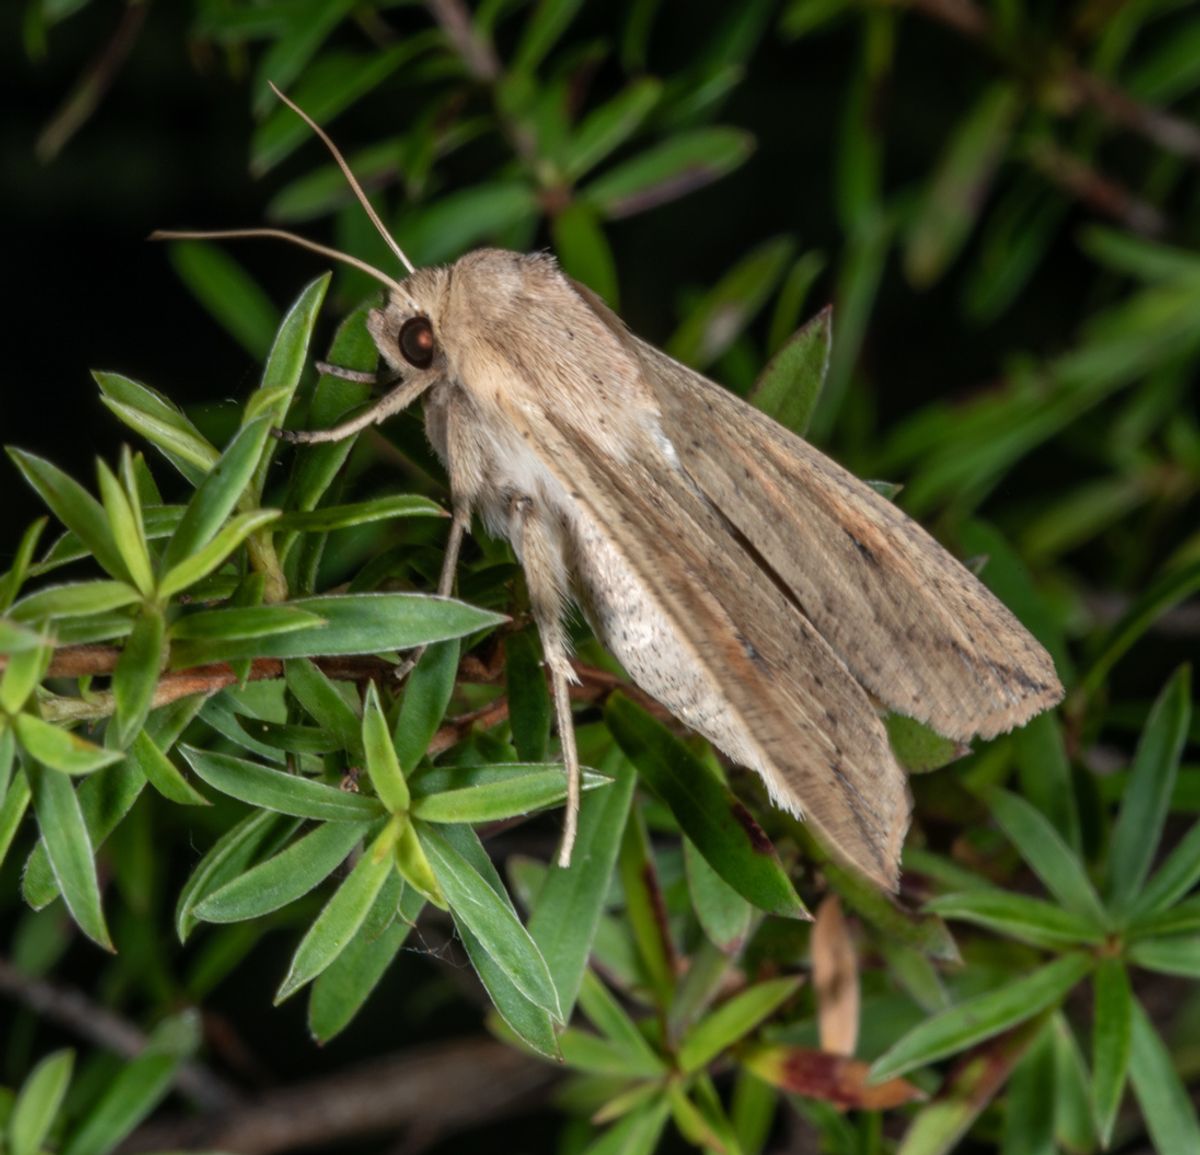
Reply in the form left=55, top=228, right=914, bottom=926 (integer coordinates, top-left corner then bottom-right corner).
left=273, top=374, right=426, bottom=444
left=392, top=503, right=472, bottom=681
left=510, top=496, right=580, bottom=867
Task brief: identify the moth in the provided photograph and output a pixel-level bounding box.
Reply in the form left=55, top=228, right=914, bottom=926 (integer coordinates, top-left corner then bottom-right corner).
left=157, top=87, right=1063, bottom=890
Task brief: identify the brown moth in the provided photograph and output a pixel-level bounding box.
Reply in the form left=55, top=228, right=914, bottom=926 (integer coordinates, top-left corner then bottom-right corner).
left=157, top=88, right=1063, bottom=890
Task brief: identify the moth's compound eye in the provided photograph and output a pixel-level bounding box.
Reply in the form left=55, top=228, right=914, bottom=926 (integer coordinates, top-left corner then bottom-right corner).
left=399, top=316, right=435, bottom=369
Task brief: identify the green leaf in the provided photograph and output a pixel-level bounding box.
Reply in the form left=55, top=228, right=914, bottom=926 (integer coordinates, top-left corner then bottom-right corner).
left=111, top=607, right=165, bottom=749
left=309, top=873, right=424, bottom=1044
left=171, top=593, right=503, bottom=663
left=870, top=953, right=1092, bottom=1081
left=403, top=182, right=540, bottom=266
left=420, top=822, right=562, bottom=1021
left=617, top=802, right=675, bottom=1006
left=12, top=716, right=122, bottom=777
left=176, top=810, right=289, bottom=941
left=250, top=0, right=358, bottom=114
left=552, top=202, right=620, bottom=306
left=748, top=305, right=831, bottom=437
left=170, top=604, right=323, bottom=641
left=195, top=820, right=371, bottom=923
left=0, top=643, right=51, bottom=714
left=362, top=682, right=409, bottom=813
left=180, top=746, right=385, bottom=822
left=904, top=84, right=1020, bottom=287
left=1135, top=820, right=1200, bottom=918
left=684, top=837, right=753, bottom=954
left=168, top=242, right=280, bottom=360
left=276, top=820, right=399, bottom=1001
left=0, top=771, right=31, bottom=873
left=275, top=494, right=445, bottom=533
left=1012, top=712, right=1081, bottom=855
left=284, top=658, right=362, bottom=758
left=1091, top=958, right=1132, bottom=1146
left=393, top=817, right=445, bottom=908
left=887, top=713, right=967, bottom=774
left=127, top=730, right=209, bottom=806
left=606, top=694, right=806, bottom=919
left=576, top=970, right=664, bottom=1076
left=93, top=371, right=217, bottom=485
left=1129, top=998, right=1200, bottom=1155
left=924, top=889, right=1102, bottom=949
left=246, top=274, right=331, bottom=505
left=1128, top=935, right=1200, bottom=978
left=583, top=128, right=755, bottom=220
left=10, top=1049, right=74, bottom=1155
left=580, top=1098, right=671, bottom=1155
left=7, top=448, right=130, bottom=583
left=983, top=788, right=1108, bottom=928
left=459, top=916, right=562, bottom=1060
left=411, top=764, right=609, bottom=823
left=393, top=639, right=460, bottom=774
left=678, top=977, right=802, bottom=1073
left=667, top=236, right=795, bottom=369
left=0, top=516, right=47, bottom=611
left=564, top=78, right=662, bottom=179
left=1107, top=666, right=1192, bottom=913
left=27, top=762, right=112, bottom=950
left=506, top=629, right=551, bottom=763
left=60, top=1015, right=193, bottom=1155
left=1084, top=566, right=1200, bottom=695
left=527, top=752, right=636, bottom=1014
left=10, top=580, right=141, bottom=622
left=1001, top=1022, right=1056, bottom=1155
left=513, top=0, right=583, bottom=72
left=251, top=44, right=422, bottom=173
left=159, top=415, right=275, bottom=579
left=23, top=760, right=146, bottom=910
left=95, top=460, right=153, bottom=597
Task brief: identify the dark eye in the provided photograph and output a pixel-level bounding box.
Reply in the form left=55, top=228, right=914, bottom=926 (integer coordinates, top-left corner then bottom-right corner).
left=399, top=316, right=435, bottom=369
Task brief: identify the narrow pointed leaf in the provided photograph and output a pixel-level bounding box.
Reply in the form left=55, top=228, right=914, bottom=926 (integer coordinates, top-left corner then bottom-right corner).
left=160, top=416, right=275, bottom=576
left=276, top=821, right=398, bottom=1001
left=309, top=873, right=424, bottom=1044
left=1091, top=958, right=1132, bottom=1146
left=27, top=762, right=112, bottom=950
left=158, top=509, right=282, bottom=599
left=420, top=822, right=562, bottom=1020
left=606, top=694, right=806, bottom=919
left=13, top=715, right=122, bottom=777
left=362, top=682, right=408, bottom=813
left=748, top=306, right=831, bottom=437
left=10, top=1049, right=74, bottom=1155
left=180, top=746, right=385, bottom=822
left=127, top=730, right=209, bottom=806
left=1129, top=998, right=1200, bottom=1154
left=678, top=976, right=802, bottom=1073
left=7, top=449, right=130, bottom=582
left=870, top=954, right=1092, bottom=1081
left=1107, top=666, right=1192, bottom=912
left=196, top=819, right=370, bottom=923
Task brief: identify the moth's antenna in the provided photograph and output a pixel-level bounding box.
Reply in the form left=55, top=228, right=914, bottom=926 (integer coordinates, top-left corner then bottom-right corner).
left=268, top=81, right=416, bottom=275
left=149, top=227, right=408, bottom=295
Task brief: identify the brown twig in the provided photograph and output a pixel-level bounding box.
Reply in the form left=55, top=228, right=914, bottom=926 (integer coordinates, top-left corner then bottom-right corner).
left=1025, top=138, right=1166, bottom=236
left=898, top=0, right=1200, bottom=164
left=36, top=1, right=150, bottom=162
left=0, top=955, right=238, bottom=1113
left=118, top=1037, right=557, bottom=1154
left=425, top=0, right=501, bottom=82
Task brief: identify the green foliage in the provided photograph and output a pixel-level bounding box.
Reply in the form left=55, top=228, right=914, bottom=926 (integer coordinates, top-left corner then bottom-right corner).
left=4, top=0, right=1200, bottom=1152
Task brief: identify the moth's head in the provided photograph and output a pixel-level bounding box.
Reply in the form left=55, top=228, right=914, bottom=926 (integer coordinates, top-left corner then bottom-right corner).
left=366, top=266, right=453, bottom=382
